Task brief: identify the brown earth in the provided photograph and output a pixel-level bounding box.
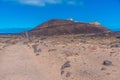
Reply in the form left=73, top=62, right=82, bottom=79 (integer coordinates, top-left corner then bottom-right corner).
left=0, top=35, right=120, bottom=80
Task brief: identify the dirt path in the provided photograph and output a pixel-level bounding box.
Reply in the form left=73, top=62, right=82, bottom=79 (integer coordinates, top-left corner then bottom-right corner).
left=0, top=44, right=60, bottom=80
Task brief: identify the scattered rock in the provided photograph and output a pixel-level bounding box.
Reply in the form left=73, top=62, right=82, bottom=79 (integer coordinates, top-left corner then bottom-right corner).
left=48, top=49, right=57, bottom=52
left=101, top=67, right=107, bottom=71
left=110, top=43, right=120, bottom=48
left=32, top=44, right=41, bottom=56
left=103, top=60, right=112, bottom=66
left=106, top=73, right=111, bottom=75
left=61, top=61, right=71, bottom=70
left=66, top=72, right=71, bottom=77
left=61, top=70, right=64, bottom=75
left=116, top=36, right=120, bottom=39
left=62, top=46, right=65, bottom=48
left=70, top=40, right=74, bottom=42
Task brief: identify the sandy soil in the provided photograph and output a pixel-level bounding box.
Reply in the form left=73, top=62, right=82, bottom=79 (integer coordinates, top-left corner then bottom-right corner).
left=0, top=35, right=120, bottom=80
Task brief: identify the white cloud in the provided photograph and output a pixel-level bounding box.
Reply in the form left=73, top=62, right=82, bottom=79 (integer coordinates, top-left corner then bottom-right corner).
left=67, top=1, right=84, bottom=7
left=67, top=1, right=76, bottom=5
left=1, top=0, right=84, bottom=7
left=17, top=0, right=62, bottom=6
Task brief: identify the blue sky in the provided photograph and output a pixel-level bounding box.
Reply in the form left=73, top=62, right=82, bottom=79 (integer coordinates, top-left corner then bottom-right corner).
left=0, top=0, right=120, bottom=33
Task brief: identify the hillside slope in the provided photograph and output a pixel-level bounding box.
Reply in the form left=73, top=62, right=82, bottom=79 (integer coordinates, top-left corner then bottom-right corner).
left=28, top=19, right=111, bottom=36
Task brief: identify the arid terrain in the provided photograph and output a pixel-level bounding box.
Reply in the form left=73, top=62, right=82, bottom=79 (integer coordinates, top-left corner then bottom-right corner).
left=0, top=35, right=120, bottom=80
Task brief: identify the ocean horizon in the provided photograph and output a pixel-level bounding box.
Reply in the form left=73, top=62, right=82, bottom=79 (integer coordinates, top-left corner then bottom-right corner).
left=0, top=28, right=32, bottom=34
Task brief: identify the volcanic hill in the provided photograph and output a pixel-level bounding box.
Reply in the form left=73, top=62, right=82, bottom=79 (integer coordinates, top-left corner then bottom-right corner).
left=27, top=19, right=111, bottom=36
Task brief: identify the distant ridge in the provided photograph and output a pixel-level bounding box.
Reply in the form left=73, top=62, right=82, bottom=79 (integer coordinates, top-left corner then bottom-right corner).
left=23, top=19, right=112, bottom=36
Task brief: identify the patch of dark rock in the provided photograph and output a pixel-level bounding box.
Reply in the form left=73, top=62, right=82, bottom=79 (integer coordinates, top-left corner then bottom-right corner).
left=106, top=73, right=111, bottom=75
left=70, top=40, right=74, bottom=42
left=11, top=42, right=16, bottom=44
left=62, top=46, right=65, bottom=48
left=61, top=70, right=64, bottom=75
left=116, top=36, right=120, bottom=39
left=27, top=44, right=31, bottom=48
left=103, top=60, right=112, bottom=66
left=110, top=51, right=115, bottom=53
left=36, top=53, right=40, bottom=56
left=101, top=67, right=107, bottom=71
left=66, top=72, right=71, bottom=78
left=61, top=61, right=71, bottom=70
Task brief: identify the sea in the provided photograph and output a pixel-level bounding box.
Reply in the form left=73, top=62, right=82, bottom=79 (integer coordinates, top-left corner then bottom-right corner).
left=0, top=28, right=31, bottom=34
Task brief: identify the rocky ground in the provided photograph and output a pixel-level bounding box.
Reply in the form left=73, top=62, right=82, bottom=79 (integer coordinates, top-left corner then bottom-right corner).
left=0, top=35, right=120, bottom=80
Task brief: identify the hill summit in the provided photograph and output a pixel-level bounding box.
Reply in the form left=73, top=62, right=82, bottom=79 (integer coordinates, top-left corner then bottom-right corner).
left=26, top=19, right=111, bottom=36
